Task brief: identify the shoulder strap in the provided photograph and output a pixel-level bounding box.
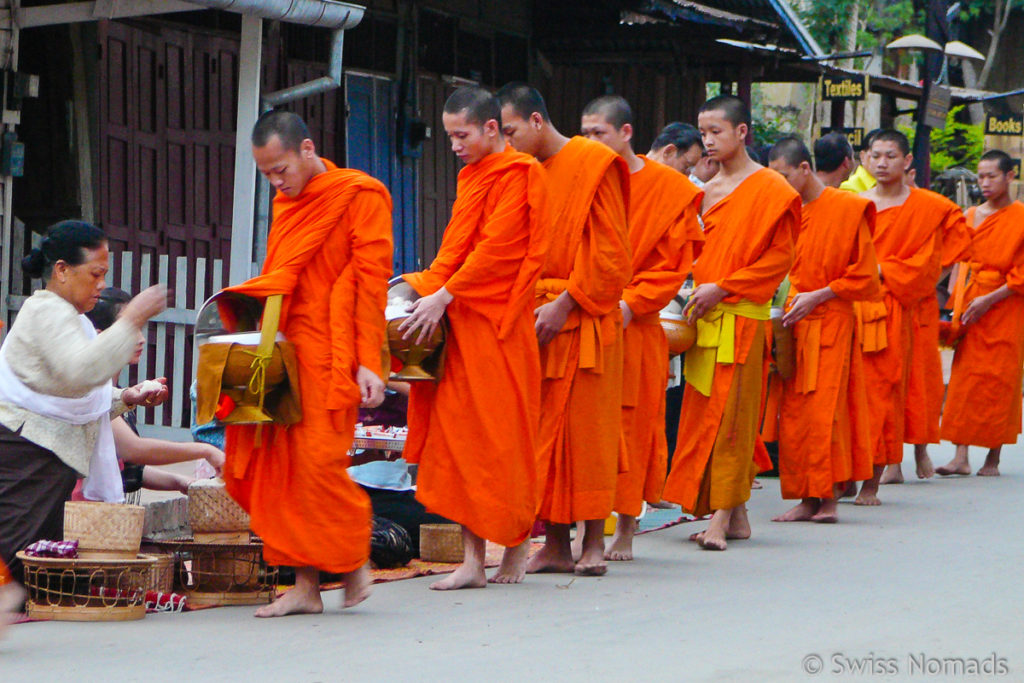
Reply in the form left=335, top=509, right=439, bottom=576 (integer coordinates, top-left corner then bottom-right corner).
left=257, top=295, right=282, bottom=358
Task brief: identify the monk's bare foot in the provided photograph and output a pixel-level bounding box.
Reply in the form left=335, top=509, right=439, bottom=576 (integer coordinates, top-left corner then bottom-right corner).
left=340, top=563, right=373, bottom=606
left=854, top=484, right=881, bottom=506
left=914, top=448, right=935, bottom=479
left=255, top=582, right=323, bottom=618
left=837, top=481, right=857, bottom=499
left=575, top=519, right=608, bottom=575
left=751, top=479, right=763, bottom=490
left=430, top=562, right=486, bottom=591
left=489, top=543, right=529, bottom=584
left=811, top=498, right=838, bottom=524
left=647, top=500, right=675, bottom=509
left=604, top=514, right=636, bottom=561
left=936, top=459, right=971, bottom=476
left=978, top=449, right=1001, bottom=476
left=569, top=521, right=584, bottom=563
left=526, top=535, right=575, bottom=574
left=772, top=499, right=819, bottom=522
left=696, top=508, right=734, bottom=550
left=879, top=464, right=904, bottom=485
left=727, top=505, right=751, bottom=539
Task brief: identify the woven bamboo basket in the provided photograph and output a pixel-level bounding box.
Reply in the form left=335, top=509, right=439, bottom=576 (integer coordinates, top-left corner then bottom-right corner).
left=188, top=478, right=250, bottom=534
left=63, top=501, right=145, bottom=560
left=17, top=551, right=155, bottom=622
left=149, top=538, right=277, bottom=606
left=147, top=553, right=176, bottom=594
left=419, top=524, right=464, bottom=563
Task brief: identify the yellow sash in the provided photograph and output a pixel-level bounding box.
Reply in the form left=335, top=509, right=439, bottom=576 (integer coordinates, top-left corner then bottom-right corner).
left=684, top=300, right=770, bottom=397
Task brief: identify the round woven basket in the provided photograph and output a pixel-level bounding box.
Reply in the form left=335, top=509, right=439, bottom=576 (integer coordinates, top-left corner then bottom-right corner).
left=188, top=478, right=250, bottom=533
left=419, top=524, right=464, bottom=563
left=147, top=553, right=176, bottom=594
left=63, top=501, right=145, bottom=560
left=18, top=551, right=155, bottom=622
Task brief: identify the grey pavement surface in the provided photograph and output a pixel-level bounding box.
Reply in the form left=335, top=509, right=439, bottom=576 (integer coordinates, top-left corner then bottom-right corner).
left=3, top=438, right=1022, bottom=682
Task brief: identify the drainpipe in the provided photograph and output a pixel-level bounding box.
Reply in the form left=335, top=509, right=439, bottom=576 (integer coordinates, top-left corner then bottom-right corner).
left=185, top=0, right=363, bottom=29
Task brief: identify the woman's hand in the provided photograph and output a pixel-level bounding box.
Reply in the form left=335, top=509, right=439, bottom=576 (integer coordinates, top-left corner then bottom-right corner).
left=203, top=445, right=225, bottom=475
left=398, top=288, right=453, bottom=345
left=119, top=284, right=168, bottom=327
left=123, top=377, right=169, bottom=408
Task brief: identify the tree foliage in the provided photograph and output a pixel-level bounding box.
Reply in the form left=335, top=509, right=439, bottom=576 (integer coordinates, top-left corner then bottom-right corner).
left=794, top=0, right=923, bottom=55
left=900, top=106, right=985, bottom=173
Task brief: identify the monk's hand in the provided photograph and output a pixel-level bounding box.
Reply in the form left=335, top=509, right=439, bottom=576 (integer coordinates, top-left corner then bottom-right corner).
left=782, top=287, right=835, bottom=327
left=357, top=365, right=386, bottom=408
left=399, top=288, right=453, bottom=345
left=123, top=377, right=169, bottom=408
left=619, top=300, right=633, bottom=329
left=535, top=294, right=574, bottom=346
left=683, top=283, right=728, bottom=323
left=961, top=294, right=994, bottom=326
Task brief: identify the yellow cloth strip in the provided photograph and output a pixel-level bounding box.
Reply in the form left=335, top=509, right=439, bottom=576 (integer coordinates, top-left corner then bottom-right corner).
left=684, top=300, right=770, bottom=397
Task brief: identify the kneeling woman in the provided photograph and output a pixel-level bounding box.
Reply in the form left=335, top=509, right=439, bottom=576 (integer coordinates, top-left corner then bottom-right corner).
left=0, top=221, right=167, bottom=581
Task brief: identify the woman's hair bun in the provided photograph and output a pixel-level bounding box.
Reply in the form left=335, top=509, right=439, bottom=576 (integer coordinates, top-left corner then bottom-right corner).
left=22, top=248, right=46, bottom=279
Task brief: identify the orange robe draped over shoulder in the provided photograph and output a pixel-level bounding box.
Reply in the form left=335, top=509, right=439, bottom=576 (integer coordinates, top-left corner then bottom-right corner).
left=615, top=157, right=703, bottom=517
left=403, top=148, right=548, bottom=547
left=862, top=188, right=968, bottom=463
left=941, top=202, right=1024, bottom=448
left=535, top=136, right=632, bottom=524
left=663, top=168, right=798, bottom=515
left=777, top=187, right=880, bottom=499
left=222, top=161, right=393, bottom=572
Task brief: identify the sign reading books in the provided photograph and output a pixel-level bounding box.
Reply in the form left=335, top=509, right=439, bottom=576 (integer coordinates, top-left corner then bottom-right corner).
left=984, top=112, right=1024, bottom=136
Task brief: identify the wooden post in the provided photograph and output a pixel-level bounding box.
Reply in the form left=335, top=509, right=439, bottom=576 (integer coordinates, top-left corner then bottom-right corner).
left=228, top=14, right=263, bottom=286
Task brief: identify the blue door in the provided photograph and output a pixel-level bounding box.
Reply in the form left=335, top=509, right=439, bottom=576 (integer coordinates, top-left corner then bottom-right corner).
left=345, top=73, right=418, bottom=276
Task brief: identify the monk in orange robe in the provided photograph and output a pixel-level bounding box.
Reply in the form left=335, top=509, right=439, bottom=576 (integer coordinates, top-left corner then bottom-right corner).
left=938, top=151, right=1024, bottom=476
left=663, top=95, right=798, bottom=550
left=0, top=558, right=25, bottom=636
left=580, top=95, right=702, bottom=560
left=497, top=83, right=631, bottom=576
left=766, top=137, right=879, bottom=523
left=855, top=129, right=969, bottom=503
left=398, top=87, right=547, bottom=590
left=221, top=111, right=393, bottom=617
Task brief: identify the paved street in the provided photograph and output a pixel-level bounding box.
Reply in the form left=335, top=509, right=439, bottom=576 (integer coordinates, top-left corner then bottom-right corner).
left=3, top=438, right=1022, bottom=681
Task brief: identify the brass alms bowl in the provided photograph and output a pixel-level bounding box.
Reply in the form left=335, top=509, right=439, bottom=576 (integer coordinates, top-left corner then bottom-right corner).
left=660, top=295, right=696, bottom=357
left=386, top=279, right=445, bottom=381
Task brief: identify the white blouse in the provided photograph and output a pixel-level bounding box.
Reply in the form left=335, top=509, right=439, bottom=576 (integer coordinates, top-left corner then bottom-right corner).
left=0, top=289, right=138, bottom=475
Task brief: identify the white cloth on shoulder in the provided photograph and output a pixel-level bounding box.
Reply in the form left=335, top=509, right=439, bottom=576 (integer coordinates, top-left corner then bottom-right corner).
left=0, top=314, right=124, bottom=503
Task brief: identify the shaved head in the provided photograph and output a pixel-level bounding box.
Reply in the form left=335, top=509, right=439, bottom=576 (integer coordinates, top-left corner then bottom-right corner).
left=871, top=129, right=910, bottom=156
left=251, top=110, right=311, bottom=152
left=581, top=95, right=633, bottom=130
left=980, top=149, right=1014, bottom=174
left=814, top=132, right=854, bottom=173
left=769, top=135, right=812, bottom=168
left=444, top=86, right=501, bottom=128
left=652, top=122, right=702, bottom=154
left=699, top=95, right=751, bottom=128
left=496, top=82, right=550, bottom=123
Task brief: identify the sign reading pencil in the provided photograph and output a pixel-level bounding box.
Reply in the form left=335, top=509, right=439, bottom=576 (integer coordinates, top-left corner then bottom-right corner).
left=984, top=112, right=1024, bottom=136
left=820, top=74, right=867, bottom=102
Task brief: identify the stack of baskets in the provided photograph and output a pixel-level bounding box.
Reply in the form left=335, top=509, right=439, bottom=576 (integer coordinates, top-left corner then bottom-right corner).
left=20, top=502, right=155, bottom=621
left=146, top=478, right=276, bottom=606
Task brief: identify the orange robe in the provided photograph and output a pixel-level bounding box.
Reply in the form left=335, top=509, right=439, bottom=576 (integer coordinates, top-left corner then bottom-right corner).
left=941, top=202, right=1024, bottom=448
left=777, top=187, right=880, bottom=499
left=862, top=188, right=968, bottom=464
left=663, top=168, right=798, bottom=515
left=615, top=157, right=703, bottom=517
left=222, top=161, right=393, bottom=572
left=535, top=136, right=632, bottom=524
left=403, top=148, right=548, bottom=547
left=0, top=558, right=10, bottom=586
left=904, top=191, right=971, bottom=445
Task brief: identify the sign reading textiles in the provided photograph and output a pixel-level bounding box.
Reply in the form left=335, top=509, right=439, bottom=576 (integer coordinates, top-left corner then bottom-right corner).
left=984, top=112, right=1024, bottom=136
left=820, top=74, right=867, bottom=101
left=821, top=127, right=865, bottom=149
